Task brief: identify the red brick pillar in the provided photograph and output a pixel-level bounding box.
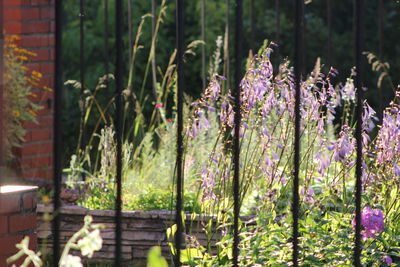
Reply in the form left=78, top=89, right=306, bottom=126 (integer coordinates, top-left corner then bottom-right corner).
left=0, top=0, right=5, bottom=169
left=3, top=0, right=55, bottom=181
left=0, top=185, right=38, bottom=267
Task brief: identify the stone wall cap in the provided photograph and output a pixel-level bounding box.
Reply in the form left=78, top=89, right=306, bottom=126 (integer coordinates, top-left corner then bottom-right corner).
left=37, top=204, right=254, bottom=222
left=0, top=185, right=38, bottom=194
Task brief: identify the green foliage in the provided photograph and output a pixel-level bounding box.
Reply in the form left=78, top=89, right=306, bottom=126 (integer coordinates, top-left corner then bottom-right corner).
left=77, top=182, right=116, bottom=211
left=124, top=185, right=200, bottom=213
left=147, top=246, right=168, bottom=267
left=123, top=187, right=173, bottom=211
left=76, top=182, right=200, bottom=213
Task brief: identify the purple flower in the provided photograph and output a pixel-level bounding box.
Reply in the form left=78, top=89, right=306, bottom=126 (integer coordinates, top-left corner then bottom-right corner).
left=262, top=156, right=274, bottom=181
left=317, top=118, right=325, bottom=134
left=239, top=52, right=274, bottom=112
left=187, top=115, right=211, bottom=138
left=261, top=126, right=270, bottom=139
left=363, top=102, right=378, bottom=133
left=384, top=255, right=393, bottom=265
left=352, top=207, right=385, bottom=240
left=326, top=105, right=336, bottom=124
left=394, top=164, right=400, bottom=178
left=261, top=92, right=276, bottom=119
left=200, top=167, right=216, bottom=201
left=362, top=132, right=370, bottom=147
left=315, top=152, right=330, bottom=175
left=341, top=77, right=356, bottom=102
left=334, top=126, right=354, bottom=162
left=301, top=187, right=315, bottom=203
left=206, top=79, right=221, bottom=101
left=187, top=121, right=198, bottom=138
left=376, top=106, right=400, bottom=165
left=220, top=99, right=234, bottom=127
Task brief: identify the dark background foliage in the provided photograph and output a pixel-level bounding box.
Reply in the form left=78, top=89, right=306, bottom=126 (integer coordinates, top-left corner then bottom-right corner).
left=61, top=0, right=400, bottom=164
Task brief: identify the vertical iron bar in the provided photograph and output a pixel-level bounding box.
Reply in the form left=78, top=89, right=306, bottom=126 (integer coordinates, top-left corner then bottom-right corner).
left=233, top=0, right=243, bottom=266
left=301, top=2, right=306, bottom=75
left=0, top=0, right=4, bottom=169
left=327, top=0, right=332, bottom=67
left=104, top=0, right=109, bottom=78
left=275, top=0, right=280, bottom=59
left=223, top=0, right=230, bottom=91
left=354, top=0, right=364, bottom=266
left=79, top=0, right=86, bottom=164
left=293, top=0, right=304, bottom=266
left=80, top=0, right=85, bottom=93
left=115, top=0, right=123, bottom=265
left=377, top=0, right=384, bottom=120
left=151, top=0, right=157, bottom=95
left=352, top=0, right=356, bottom=62
left=175, top=0, right=184, bottom=266
left=378, top=0, right=384, bottom=61
left=128, top=0, right=132, bottom=61
left=53, top=0, right=63, bottom=265
left=250, top=0, right=255, bottom=52
left=201, top=0, right=206, bottom=89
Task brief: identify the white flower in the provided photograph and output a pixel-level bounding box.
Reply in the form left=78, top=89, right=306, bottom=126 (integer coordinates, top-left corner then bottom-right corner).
left=60, top=254, right=83, bottom=267
left=77, top=229, right=103, bottom=258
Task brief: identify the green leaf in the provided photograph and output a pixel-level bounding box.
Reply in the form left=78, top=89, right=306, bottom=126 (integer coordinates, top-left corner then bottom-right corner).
left=180, top=248, right=203, bottom=263
left=167, top=224, right=177, bottom=240
left=147, top=246, right=168, bottom=267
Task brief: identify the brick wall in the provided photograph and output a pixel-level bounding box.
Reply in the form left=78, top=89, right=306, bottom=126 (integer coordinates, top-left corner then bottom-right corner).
left=0, top=186, right=38, bottom=267
left=3, top=0, right=55, bottom=181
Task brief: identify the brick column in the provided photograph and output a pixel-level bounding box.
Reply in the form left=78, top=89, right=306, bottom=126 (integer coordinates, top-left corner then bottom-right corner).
left=0, top=185, right=38, bottom=267
left=3, top=0, right=55, bottom=181
left=0, top=0, right=5, bottom=170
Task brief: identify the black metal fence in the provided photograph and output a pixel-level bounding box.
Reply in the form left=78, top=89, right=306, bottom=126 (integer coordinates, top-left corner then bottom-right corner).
left=0, top=0, right=368, bottom=266
left=0, top=0, right=4, bottom=167
left=52, top=0, right=366, bottom=266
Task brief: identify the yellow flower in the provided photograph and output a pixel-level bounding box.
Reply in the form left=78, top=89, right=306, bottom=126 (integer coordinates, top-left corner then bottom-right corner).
left=28, top=110, right=37, bottom=116
left=43, top=86, right=52, bottom=92
left=31, top=75, right=41, bottom=81
left=10, top=35, right=21, bottom=41
left=5, top=43, right=17, bottom=48
left=17, top=55, right=28, bottom=61
left=12, top=110, right=21, bottom=118
left=42, top=195, right=51, bottom=204
left=26, top=51, right=37, bottom=57
left=32, top=71, right=43, bottom=78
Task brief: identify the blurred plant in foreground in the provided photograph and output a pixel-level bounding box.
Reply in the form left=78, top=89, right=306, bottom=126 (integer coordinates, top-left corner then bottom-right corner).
left=7, top=215, right=104, bottom=267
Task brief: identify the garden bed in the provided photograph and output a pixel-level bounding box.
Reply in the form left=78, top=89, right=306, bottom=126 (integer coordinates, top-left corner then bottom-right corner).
left=37, top=204, right=241, bottom=266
